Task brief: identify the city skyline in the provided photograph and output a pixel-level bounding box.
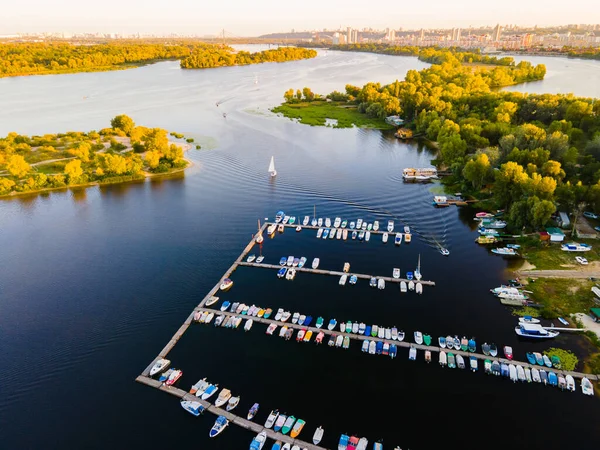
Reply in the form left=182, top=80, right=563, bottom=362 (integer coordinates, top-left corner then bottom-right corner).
left=2, top=0, right=600, bottom=36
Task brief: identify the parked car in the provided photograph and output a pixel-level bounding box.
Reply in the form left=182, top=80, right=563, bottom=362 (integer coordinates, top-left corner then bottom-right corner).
left=584, top=211, right=599, bottom=220
left=575, top=256, right=589, bottom=265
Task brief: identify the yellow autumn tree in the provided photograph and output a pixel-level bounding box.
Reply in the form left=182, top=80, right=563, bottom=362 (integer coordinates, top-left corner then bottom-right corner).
left=145, top=150, right=162, bottom=169
left=7, top=154, right=30, bottom=178
left=64, top=159, right=83, bottom=183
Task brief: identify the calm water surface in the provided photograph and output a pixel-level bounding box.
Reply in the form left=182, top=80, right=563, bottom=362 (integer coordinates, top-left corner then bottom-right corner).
left=0, top=49, right=599, bottom=449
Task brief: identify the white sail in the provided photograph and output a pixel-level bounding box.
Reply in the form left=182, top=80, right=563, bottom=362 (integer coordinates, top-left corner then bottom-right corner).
left=268, top=156, right=276, bottom=176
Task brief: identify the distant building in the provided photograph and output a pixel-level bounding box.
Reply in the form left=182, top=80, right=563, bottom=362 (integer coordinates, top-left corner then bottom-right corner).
left=347, top=27, right=352, bottom=44
left=546, top=227, right=565, bottom=242
left=492, top=24, right=503, bottom=42
left=521, top=33, right=533, bottom=47
left=451, top=28, right=461, bottom=41
left=558, top=211, right=571, bottom=229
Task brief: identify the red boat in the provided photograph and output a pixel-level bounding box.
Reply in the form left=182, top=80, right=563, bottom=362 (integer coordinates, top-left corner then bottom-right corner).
left=348, top=436, right=360, bottom=450
left=165, top=369, right=182, bottom=386
left=503, top=346, right=513, bottom=360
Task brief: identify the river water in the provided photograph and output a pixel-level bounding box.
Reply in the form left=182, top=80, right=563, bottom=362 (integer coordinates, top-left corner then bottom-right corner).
left=0, top=49, right=599, bottom=449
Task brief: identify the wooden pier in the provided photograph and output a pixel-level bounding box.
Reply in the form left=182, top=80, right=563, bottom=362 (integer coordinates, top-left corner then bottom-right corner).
left=238, top=262, right=436, bottom=287
left=135, top=375, right=326, bottom=450
left=193, top=306, right=600, bottom=382
left=277, top=222, right=408, bottom=236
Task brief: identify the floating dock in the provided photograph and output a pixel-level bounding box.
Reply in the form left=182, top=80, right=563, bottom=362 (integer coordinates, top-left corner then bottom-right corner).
left=135, top=375, right=326, bottom=450
left=192, top=306, right=599, bottom=382
left=238, top=261, right=435, bottom=287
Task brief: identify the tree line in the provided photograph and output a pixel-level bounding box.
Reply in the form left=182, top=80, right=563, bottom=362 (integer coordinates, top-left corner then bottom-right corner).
left=281, top=47, right=600, bottom=230
left=0, top=115, right=187, bottom=196
left=180, top=46, right=317, bottom=69
left=0, top=42, right=205, bottom=77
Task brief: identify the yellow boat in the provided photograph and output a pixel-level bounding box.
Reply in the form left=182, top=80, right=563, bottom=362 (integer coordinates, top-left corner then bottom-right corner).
left=476, top=235, right=497, bottom=244
left=343, top=262, right=350, bottom=273
left=303, top=330, right=313, bottom=342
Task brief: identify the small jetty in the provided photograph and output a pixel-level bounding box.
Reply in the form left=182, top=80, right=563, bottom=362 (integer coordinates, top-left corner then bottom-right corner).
left=135, top=376, right=325, bottom=450
left=238, top=261, right=435, bottom=287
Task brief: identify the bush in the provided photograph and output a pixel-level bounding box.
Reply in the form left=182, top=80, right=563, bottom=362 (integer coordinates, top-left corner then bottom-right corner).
left=170, top=132, right=184, bottom=139
left=132, top=142, right=146, bottom=153
left=186, top=138, right=194, bottom=143
left=196, top=144, right=201, bottom=149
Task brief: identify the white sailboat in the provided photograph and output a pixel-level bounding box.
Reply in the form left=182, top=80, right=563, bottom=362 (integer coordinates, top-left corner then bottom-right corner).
left=255, top=219, right=263, bottom=244
left=414, top=254, right=422, bottom=281
left=268, top=156, right=277, bottom=177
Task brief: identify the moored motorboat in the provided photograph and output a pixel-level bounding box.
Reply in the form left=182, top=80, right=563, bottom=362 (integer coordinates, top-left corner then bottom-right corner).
left=215, top=388, right=232, bottom=407
left=328, top=318, right=337, bottom=330
left=191, top=378, right=209, bottom=396
left=274, top=414, right=287, bottom=432
left=339, top=434, right=350, bottom=450
left=209, top=415, right=229, bottom=438
left=489, top=343, right=498, bottom=357
left=509, top=364, right=518, bottom=382
left=393, top=268, right=400, bottom=279
left=456, top=354, right=465, bottom=369
left=250, top=431, right=267, bottom=450
left=220, top=278, right=234, bottom=291
left=581, top=377, right=594, bottom=395
left=201, top=383, right=219, bottom=400
left=312, top=257, right=320, bottom=269
left=150, top=358, right=170, bottom=376
left=226, top=395, right=240, bottom=411
left=165, top=369, right=182, bottom=386
left=515, top=323, right=559, bottom=339
left=439, top=336, right=446, bottom=348
left=470, top=356, right=478, bottom=372
left=248, top=403, right=260, bottom=420
left=517, top=365, right=526, bottom=382
left=282, top=415, right=296, bottom=435
left=447, top=352, right=456, bottom=368
left=400, top=281, right=407, bottom=292
left=181, top=399, right=205, bottom=416
left=290, top=418, right=305, bottom=438
left=394, top=233, right=402, bottom=245
left=382, top=232, right=388, bottom=243
left=481, top=343, right=490, bottom=356
left=503, top=346, right=513, bottom=360
left=313, top=426, right=324, bottom=445
left=266, top=323, right=277, bottom=335
left=439, top=351, right=447, bottom=366
left=409, top=346, right=417, bottom=360
left=377, top=279, right=385, bottom=290
left=205, top=296, right=220, bottom=306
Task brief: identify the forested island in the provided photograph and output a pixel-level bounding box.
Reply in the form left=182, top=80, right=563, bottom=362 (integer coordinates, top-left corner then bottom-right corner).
left=0, top=115, right=190, bottom=197
left=0, top=42, right=317, bottom=77
left=179, top=46, right=317, bottom=69
left=274, top=48, right=600, bottom=230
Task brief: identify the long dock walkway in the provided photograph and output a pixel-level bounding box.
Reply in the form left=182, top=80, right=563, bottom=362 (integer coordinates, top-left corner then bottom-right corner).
left=195, top=306, right=600, bottom=382
left=279, top=222, right=406, bottom=236
left=238, top=262, right=436, bottom=286
left=135, top=375, right=326, bottom=450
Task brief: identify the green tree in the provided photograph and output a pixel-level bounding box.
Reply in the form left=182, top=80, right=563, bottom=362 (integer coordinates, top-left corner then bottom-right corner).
left=110, top=115, right=135, bottom=135
left=462, top=153, right=491, bottom=189
left=439, top=134, right=467, bottom=165
left=565, top=100, right=593, bottom=127
left=6, top=154, right=30, bottom=178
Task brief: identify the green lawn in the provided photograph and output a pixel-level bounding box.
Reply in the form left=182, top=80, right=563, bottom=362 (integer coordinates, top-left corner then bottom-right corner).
left=525, top=278, right=596, bottom=317
left=271, top=101, right=394, bottom=129
left=33, top=161, right=67, bottom=174
left=517, top=236, right=600, bottom=269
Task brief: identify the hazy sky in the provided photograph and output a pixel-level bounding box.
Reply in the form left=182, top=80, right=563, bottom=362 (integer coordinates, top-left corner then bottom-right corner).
left=1, top=0, right=599, bottom=36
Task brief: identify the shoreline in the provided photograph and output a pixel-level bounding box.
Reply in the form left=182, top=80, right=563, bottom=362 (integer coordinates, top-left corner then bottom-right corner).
left=0, top=142, right=194, bottom=200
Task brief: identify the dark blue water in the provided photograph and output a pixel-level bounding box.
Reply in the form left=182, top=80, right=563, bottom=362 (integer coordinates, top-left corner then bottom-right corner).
left=0, top=50, right=599, bottom=449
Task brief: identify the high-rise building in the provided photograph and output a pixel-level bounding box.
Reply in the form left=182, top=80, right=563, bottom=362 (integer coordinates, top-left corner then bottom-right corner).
left=492, top=24, right=502, bottom=42
left=451, top=28, right=461, bottom=41
left=353, top=29, right=358, bottom=43
left=347, top=27, right=352, bottom=44
left=419, top=29, right=425, bottom=41
left=521, top=33, right=533, bottom=47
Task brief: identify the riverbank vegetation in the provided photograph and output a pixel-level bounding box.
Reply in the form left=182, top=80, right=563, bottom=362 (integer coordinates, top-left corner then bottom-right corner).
left=0, top=115, right=189, bottom=197
left=180, top=46, right=316, bottom=69
left=277, top=46, right=600, bottom=231
left=524, top=278, right=596, bottom=318
left=516, top=236, right=600, bottom=269
left=545, top=348, right=579, bottom=371
left=0, top=42, right=202, bottom=77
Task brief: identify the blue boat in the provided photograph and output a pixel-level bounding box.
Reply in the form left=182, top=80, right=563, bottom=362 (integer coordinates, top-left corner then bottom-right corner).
left=328, top=319, right=337, bottom=330
left=322, top=229, right=329, bottom=239
left=374, top=441, right=384, bottom=450
left=439, top=336, right=446, bottom=348
left=548, top=371, right=558, bottom=386
left=220, top=301, right=231, bottom=312
left=274, top=414, right=286, bottom=432
left=534, top=353, right=544, bottom=365
left=526, top=352, right=536, bottom=365
left=501, top=363, right=509, bottom=377
left=279, top=257, right=287, bottom=266
left=376, top=341, right=383, bottom=354
left=469, top=356, right=478, bottom=371
left=406, top=271, right=414, bottom=280
left=365, top=325, right=372, bottom=336
left=275, top=211, right=285, bottom=223
left=277, top=267, right=287, bottom=278
left=209, top=415, right=229, bottom=438
left=304, top=316, right=313, bottom=326
left=350, top=275, right=358, bottom=284
left=271, top=441, right=281, bottom=450
left=558, top=317, right=569, bottom=326
left=468, top=338, right=476, bottom=352
left=390, top=344, right=397, bottom=359
left=506, top=244, right=521, bottom=249
left=352, top=231, right=358, bottom=240
left=338, top=434, right=349, bottom=449
left=491, top=360, right=501, bottom=376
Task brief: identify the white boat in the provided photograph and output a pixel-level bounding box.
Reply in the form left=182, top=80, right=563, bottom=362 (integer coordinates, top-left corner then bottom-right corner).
left=531, top=368, right=541, bottom=383
left=274, top=308, right=284, bottom=320
left=566, top=375, right=576, bottom=392
left=267, top=224, right=277, bottom=235
left=368, top=340, right=376, bottom=354
left=409, top=346, right=417, bottom=360
left=325, top=218, right=332, bottom=227
left=414, top=331, right=423, bottom=344
left=313, top=426, right=324, bottom=445
left=561, top=242, right=593, bottom=252
left=382, top=232, right=388, bottom=243
left=515, top=323, right=559, bottom=339
left=377, top=279, right=385, bottom=290
left=372, top=221, right=379, bottom=231
left=247, top=254, right=257, bottom=264
left=357, top=437, right=368, bottom=450
left=582, top=377, right=594, bottom=395
left=329, top=228, right=336, bottom=239
left=517, top=365, right=526, bottom=382
left=365, top=231, right=371, bottom=241
left=339, top=274, right=348, bottom=285
left=518, top=316, right=541, bottom=324
left=283, top=215, right=290, bottom=224
left=439, top=351, right=447, bottom=366
left=255, top=219, right=263, bottom=244
left=343, top=229, right=348, bottom=240
left=408, top=280, right=414, bottom=290
left=414, top=254, right=422, bottom=281
left=226, top=395, right=240, bottom=411
left=415, top=283, right=423, bottom=294
left=403, top=167, right=438, bottom=181
left=268, top=156, right=277, bottom=177
left=334, top=217, right=341, bottom=228
left=525, top=367, right=532, bottom=383
left=250, top=432, right=267, bottom=449
left=361, top=340, right=369, bottom=352
left=286, top=256, right=294, bottom=266
left=244, top=319, right=253, bottom=331
left=181, top=400, right=205, bottom=416
left=205, top=296, right=220, bottom=306
left=335, top=335, right=343, bottom=347
left=256, top=256, right=264, bottom=264
left=336, top=228, right=342, bottom=239
left=394, top=233, right=402, bottom=245
left=312, top=258, right=320, bottom=269
left=150, top=358, right=170, bottom=376
left=400, top=281, right=407, bottom=293
left=392, top=268, right=400, bottom=279
left=292, top=312, right=300, bottom=324
left=356, top=218, right=363, bottom=229
left=456, top=354, right=465, bottom=369
left=318, top=218, right=323, bottom=227
left=316, top=228, right=323, bottom=238
left=385, top=328, right=392, bottom=340
left=303, top=216, right=309, bottom=226
left=209, top=415, right=229, bottom=438
left=265, top=410, right=279, bottom=428
left=266, top=323, right=277, bottom=335
left=279, top=326, right=288, bottom=337
left=509, top=364, right=518, bottom=382
left=440, top=247, right=450, bottom=256
left=286, top=269, right=296, bottom=280
left=387, top=220, right=394, bottom=232
left=281, top=311, right=291, bottom=322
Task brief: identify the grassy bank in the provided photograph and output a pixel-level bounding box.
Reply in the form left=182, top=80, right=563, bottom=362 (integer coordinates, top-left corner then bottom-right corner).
left=517, top=236, right=600, bottom=269
left=524, top=278, right=596, bottom=318
left=271, top=101, right=394, bottom=129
